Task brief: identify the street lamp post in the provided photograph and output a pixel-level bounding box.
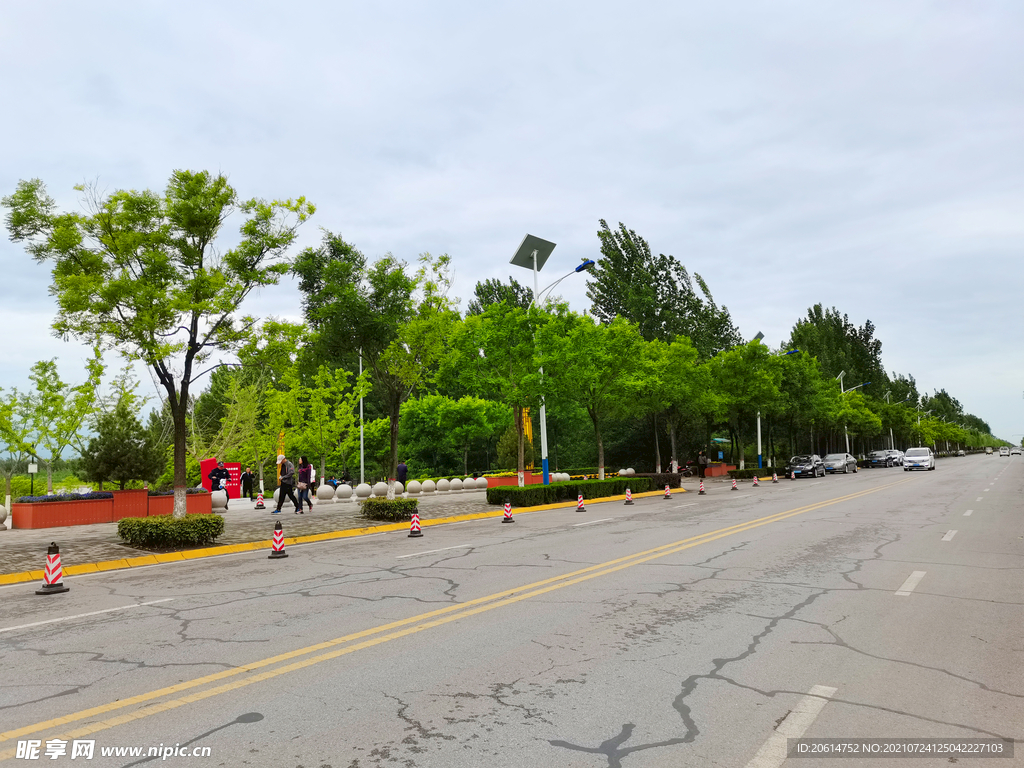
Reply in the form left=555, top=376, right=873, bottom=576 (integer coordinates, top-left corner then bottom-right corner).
left=28, top=459, right=38, bottom=496
left=756, top=347, right=800, bottom=468
left=511, top=234, right=595, bottom=485
left=837, top=373, right=870, bottom=455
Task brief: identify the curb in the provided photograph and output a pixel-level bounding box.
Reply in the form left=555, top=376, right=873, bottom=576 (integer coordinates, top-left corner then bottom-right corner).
left=0, top=487, right=686, bottom=586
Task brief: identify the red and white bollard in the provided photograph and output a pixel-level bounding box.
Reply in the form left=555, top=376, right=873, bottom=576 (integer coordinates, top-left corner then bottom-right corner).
left=698, top=480, right=706, bottom=496
left=752, top=474, right=760, bottom=487
left=268, top=521, right=288, bottom=559
left=772, top=472, right=778, bottom=484
left=577, top=494, right=586, bottom=512
left=731, top=477, right=738, bottom=491
left=502, top=499, right=514, bottom=524
left=36, top=542, right=69, bottom=595
left=791, top=471, right=796, bottom=480
left=624, top=487, right=633, bottom=505
left=255, top=490, right=266, bottom=510
left=664, top=483, right=671, bottom=498
left=408, top=512, right=423, bottom=538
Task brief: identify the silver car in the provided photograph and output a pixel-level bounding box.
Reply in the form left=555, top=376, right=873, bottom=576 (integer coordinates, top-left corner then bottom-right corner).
left=904, top=447, right=935, bottom=470
left=823, top=453, right=858, bottom=474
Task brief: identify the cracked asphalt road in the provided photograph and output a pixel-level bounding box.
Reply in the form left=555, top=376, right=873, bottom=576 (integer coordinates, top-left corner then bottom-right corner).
left=0, top=455, right=1020, bottom=767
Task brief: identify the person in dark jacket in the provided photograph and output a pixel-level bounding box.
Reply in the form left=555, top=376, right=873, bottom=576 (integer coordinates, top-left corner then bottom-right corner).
left=296, top=456, right=313, bottom=514
left=396, top=461, right=408, bottom=486
left=208, top=461, right=231, bottom=509
left=239, top=467, right=254, bottom=500
left=274, top=455, right=299, bottom=514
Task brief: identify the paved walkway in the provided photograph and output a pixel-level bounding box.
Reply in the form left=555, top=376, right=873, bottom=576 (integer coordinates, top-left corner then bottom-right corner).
left=0, top=476, right=727, bottom=576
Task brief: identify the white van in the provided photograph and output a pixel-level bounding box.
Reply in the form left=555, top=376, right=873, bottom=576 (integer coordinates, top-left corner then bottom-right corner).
left=903, top=447, right=935, bottom=471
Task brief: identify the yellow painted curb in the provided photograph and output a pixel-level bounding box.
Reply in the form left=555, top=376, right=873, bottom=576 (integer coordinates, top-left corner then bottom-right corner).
left=0, top=487, right=687, bottom=586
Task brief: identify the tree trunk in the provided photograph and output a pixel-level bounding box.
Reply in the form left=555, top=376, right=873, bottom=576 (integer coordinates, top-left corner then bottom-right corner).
left=653, top=413, right=661, bottom=473
left=46, top=462, right=53, bottom=494
left=738, top=422, right=745, bottom=470
left=172, top=397, right=188, bottom=519
left=463, top=449, right=468, bottom=476
left=591, top=411, right=604, bottom=480
left=668, top=420, right=678, bottom=473
left=388, top=397, right=401, bottom=480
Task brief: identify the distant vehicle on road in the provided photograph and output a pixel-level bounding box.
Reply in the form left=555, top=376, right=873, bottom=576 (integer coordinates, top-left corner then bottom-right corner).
left=823, top=453, right=858, bottom=474
left=904, top=447, right=935, bottom=470
left=886, top=449, right=904, bottom=466
left=1012, top=447, right=1021, bottom=455
left=956, top=449, right=966, bottom=456
left=786, top=454, right=825, bottom=478
left=866, top=450, right=894, bottom=468
left=985, top=447, right=993, bottom=454
left=999, top=447, right=1010, bottom=457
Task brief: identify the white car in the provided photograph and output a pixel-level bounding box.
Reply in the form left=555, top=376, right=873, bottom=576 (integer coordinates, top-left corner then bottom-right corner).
left=904, top=447, right=935, bottom=471
left=1012, top=447, right=1021, bottom=455
left=999, top=447, right=1010, bottom=457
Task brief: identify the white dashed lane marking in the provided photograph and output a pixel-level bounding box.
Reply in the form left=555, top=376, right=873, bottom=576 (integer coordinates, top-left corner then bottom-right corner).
left=895, top=571, right=927, bottom=596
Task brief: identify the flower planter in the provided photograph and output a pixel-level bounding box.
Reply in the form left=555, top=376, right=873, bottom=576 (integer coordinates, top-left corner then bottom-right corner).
left=112, top=489, right=149, bottom=521
left=704, top=463, right=736, bottom=478
left=147, top=496, right=174, bottom=516
left=146, top=493, right=212, bottom=516
left=12, top=498, right=113, bottom=529
left=484, top=474, right=545, bottom=487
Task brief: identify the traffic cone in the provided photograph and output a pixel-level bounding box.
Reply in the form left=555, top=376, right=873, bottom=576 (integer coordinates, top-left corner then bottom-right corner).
left=772, top=472, right=778, bottom=484
left=624, top=487, right=633, bottom=505
left=268, top=521, right=288, bottom=559
left=36, top=542, right=69, bottom=595
left=752, top=474, right=760, bottom=487
left=408, top=512, right=423, bottom=537
left=790, top=471, right=796, bottom=480
left=664, top=483, right=672, bottom=498
left=577, top=494, right=586, bottom=512
left=731, top=478, right=738, bottom=491
left=502, top=498, right=514, bottom=523
left=698, top=480, right=706, bottom=496
left=255, top=490, right=266, bottom=510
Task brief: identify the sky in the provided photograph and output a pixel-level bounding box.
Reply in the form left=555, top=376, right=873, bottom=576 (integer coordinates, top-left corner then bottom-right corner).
left=1, top=1, right=1021, bottom=439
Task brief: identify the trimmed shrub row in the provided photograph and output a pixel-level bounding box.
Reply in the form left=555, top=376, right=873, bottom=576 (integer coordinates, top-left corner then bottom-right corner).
left=727, top=468, right=782, bottom=479
left=361, top=497, right=419, bottom=522
left=117, top=514, right=225, bottom=549
left=633, top=472, right=686, bottom=488
left=15, top=491, right=114, bottom=504
left=486, top=477, right=653, bottom=508
left=147, top=488, right=210, bottom=496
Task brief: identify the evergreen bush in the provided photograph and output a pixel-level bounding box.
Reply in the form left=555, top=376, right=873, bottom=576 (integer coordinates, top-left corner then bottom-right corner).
left=117, top=514, right=224, bottom=549
left=486, top=477, right=652, bottom=507
left=361, top=497, right=419, bottom=522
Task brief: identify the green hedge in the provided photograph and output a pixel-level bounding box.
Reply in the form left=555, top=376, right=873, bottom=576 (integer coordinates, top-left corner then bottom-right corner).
left=727, top=468, right=781, bottom=479
left=117, top=514, right=225, bottom=549
left=361, top=497, right=419, bottom=522
left=486, top=477, right=652, bottom=507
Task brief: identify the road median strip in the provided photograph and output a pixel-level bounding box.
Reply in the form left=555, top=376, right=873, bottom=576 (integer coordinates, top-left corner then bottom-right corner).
left=0, top=487, right=686, bottom=586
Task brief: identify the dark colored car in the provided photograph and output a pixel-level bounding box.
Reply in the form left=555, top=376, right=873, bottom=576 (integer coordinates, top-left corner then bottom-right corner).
left=866, top=450, right=893, bottom=468
left=786, top=454, right=825, bottom=478
left=823, top=453, right=858, bottom=474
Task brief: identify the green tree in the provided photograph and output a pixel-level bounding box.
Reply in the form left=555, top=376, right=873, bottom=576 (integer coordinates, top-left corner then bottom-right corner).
left=539, top=313, right=649, bottom=479
left=466, top=277, right=533, bottom=315
left=0, top=390, right=35, bottom=507
left=80, top=400, right=167, bottom=490
left=3, top=171, right=314, bottom=517
left=708, top=341, right=783, bottom=469
left=29, top=349, right=105, bottom=492
left=789, top=305, right=887, bottom=399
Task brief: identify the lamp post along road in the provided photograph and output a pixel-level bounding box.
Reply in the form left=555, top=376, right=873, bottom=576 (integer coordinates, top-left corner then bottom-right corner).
left=754, top=347, right=799, bottom=469
left=837, top=372, right=870, bottom=455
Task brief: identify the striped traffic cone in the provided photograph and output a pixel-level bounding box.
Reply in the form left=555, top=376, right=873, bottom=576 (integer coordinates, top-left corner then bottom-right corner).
left=502, top=498, right=514, bottom=523
left=408, top=512, right=423, bottom=537
left=752, top=474, right=760, bottom=487
left=772, top=472, right=778, bottom=484
left=791, top=471, right=796, bottom=480
left=731, top=477, right=738, bottom=491
left=36, top=542, right=69, bottom=595
left=255, top=490, right=266, bottom=510
left=624, top=487, right=633, bottom=505
left=577, top=494, right=586, bottom=512
left=664, top=484, right=671, bottom=498
left=268, top=521, right=288, bottom=559
left=698, top=480, right=706, bottom=496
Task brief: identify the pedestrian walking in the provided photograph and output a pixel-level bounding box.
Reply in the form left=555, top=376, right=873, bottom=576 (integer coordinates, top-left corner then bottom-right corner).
left=296, top=456, right=314, bottom=514
left=698, top=449, right=708, bottom=479
left=397, top=460, right=408, bottom=486
left=208, top=460, right=231, bottom=509
left=274, top=455, right=299, bottom=514
left=240, top=467, right=255, bottom=500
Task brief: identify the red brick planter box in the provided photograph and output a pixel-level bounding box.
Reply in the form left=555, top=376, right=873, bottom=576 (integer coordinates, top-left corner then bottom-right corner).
left=12, top=498, right=113, bottom=529
left=704, top=464, right=736, bottom=478
left=146, top=493, right=212, bottom=516
left=112, top=489, right=149, bottom=521
left=484, top=474, right=545, bottom=487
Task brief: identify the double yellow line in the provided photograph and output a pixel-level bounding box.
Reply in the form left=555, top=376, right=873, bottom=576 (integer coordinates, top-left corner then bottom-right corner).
left=0, top=478, right=908, bottom=759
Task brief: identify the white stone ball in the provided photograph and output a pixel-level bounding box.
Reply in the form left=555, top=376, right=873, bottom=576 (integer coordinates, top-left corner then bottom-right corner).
left=407, top=480, right=421, bottom=495
left=336, top=484, right=353, bottom=500
left=273, top=488, right=294, bottom=506
left=618, top=468, right=627, bottom=476
left=437, top=478, right=450, bottom=493
left=316, top=484, right=335, bottom=501
left=210, top=490, right=227, bottom=509
left=476, top=477, right=488, bottom=489
left=450, top=478, right=463, bottom=491
left=626, top=468, right=636, bottom=476
left=421, top=479, right=436, bottom=494
left=391, top=481, right=404, bottom=495
left=372, top=482, right=389, bottom=497
left=0, top=504, right=7, bottom=526
left=355, top=483, right=372, bottom=499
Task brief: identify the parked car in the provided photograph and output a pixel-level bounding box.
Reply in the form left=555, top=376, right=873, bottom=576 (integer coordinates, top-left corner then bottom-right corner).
left=886, top=449, right=904, bottom=466
left=956, top=449, right=966, bottom=456
left=904, top=447, right=935, bottom=470
left=823, top=453, right=858, bottom=474
left=866, top=450, right=894, bottom=468
left=786, top=454, right=825, bottom=478
left=999, top=447, right=1010, bottom=457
